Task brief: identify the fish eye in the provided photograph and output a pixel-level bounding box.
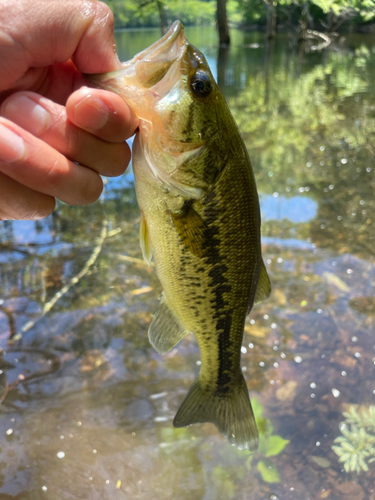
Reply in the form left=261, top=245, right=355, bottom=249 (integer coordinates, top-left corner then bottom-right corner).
left=190, top=71, right=212, bottom=98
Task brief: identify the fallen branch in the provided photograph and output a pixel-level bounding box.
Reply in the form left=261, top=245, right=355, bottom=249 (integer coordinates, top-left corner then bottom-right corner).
left=10, top=219, right=109, bottom=343
left=306, top=29, right=331, bottom=50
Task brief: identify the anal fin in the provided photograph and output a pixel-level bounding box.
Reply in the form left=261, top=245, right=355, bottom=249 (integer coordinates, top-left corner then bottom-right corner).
left=254, top=259, right=271, bottom=305
left=149, top=292, right=189, bottom=354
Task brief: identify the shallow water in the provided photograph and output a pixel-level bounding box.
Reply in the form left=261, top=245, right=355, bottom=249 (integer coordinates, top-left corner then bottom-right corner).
left=0, top=26, right=375, bottom=499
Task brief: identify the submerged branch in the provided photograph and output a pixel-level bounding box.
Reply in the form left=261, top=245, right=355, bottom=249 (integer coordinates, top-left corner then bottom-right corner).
left=10, top=219, right=109, bottom=343
left=0, top=304, right=16, bottom=339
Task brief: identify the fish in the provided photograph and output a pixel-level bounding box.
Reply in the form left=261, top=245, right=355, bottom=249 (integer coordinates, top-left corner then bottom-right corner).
left=88, top=21, right=271, bottom=450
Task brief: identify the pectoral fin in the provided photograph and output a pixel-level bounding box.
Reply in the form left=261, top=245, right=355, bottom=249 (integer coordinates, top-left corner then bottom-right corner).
left=148, top=292, right=189, bottom=354
left=140, top=211, right=153, bottom=266
left=254, top=260, right=271, bottom=305
left=170, top=201, right=207, bottom=258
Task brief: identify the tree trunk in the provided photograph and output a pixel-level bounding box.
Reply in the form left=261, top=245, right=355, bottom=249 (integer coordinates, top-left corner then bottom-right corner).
left=264, top=1, right=276, bottom=40
left=304, top=1, right=314, bottom=29
left=264, top=38, right=274, bottom=105
left=156, top=1, right=168, bottom=35
left=217, top=45, right=229, bottom=91
left=217, top=0, right=230, bottom=47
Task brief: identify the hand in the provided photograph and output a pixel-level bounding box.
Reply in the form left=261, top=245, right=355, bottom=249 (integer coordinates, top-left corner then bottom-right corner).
left=0, top=0, right=138, bottom=221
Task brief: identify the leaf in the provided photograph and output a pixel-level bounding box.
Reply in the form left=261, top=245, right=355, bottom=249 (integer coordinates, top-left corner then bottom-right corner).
left=251, top=398, right=264, bottom=420
left=332, top=445, right=345, bottom=457
left=323, top=271, right=350, bottom=292
left=257, top=460, right=280, bottom=483
left=130, top=286, right=153, bottom=296
left=311, top=456, right=331, bottom=468
left=265, top=435, right=290, bottom=457
left=252, top=398, right=271, bottom=435
left=341, top=441, right=355, bottom=452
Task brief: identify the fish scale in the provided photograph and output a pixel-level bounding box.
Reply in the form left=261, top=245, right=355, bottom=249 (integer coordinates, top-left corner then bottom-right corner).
left=88, top=20, right=271, bottom=450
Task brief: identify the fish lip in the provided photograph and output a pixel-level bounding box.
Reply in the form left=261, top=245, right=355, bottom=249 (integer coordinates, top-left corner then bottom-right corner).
left=133, top=20, right=184, bottom=62
left=90, top=21, right=185, bottom=85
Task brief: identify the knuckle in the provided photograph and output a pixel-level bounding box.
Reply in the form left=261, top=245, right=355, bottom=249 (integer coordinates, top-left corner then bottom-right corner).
left=43, top=159, right=61, bottom=191
left=92, top=1, right=115, bottom=31
left=66, top=126, right=81, bottom=156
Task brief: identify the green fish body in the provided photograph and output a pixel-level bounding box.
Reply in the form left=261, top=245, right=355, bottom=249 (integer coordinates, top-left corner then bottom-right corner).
left=88, top=21, right=270, bottom=450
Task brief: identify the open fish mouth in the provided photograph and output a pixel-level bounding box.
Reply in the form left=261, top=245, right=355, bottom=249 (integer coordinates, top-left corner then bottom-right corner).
left=130, top=20, right=185, bottom=65
left=91, top=21, right=186, bottom=88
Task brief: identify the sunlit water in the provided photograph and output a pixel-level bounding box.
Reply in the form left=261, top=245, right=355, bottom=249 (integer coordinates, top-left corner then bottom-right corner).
left=1, top=26, right=375, bottom=499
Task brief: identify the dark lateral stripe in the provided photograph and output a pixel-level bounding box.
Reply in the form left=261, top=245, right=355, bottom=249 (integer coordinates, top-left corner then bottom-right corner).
left=202, top=186, right=234, bottom=392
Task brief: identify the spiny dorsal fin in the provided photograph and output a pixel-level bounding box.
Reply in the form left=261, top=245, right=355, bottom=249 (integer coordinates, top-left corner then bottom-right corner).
left=170, top=201, right=207, bottom=258
left=173, top=373, right=259, bottom=451
left=148, top=292, right=189, bottom=354
left=254, top=259, right=271, bottom=305
left=140, top=210, right=153, bottom=266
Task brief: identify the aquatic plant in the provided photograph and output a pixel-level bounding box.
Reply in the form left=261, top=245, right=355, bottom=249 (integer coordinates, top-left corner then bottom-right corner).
left=332, top=405, right=375, bottom=473
left=244, top=398, right=289, bottom=483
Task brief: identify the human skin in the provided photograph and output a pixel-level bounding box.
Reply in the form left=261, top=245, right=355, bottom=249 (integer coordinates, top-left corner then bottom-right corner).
left=0, top=0, right=139, bottom=221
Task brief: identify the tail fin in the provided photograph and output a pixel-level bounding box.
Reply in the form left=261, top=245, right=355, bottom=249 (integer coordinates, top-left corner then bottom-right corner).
left=173, top=373, right=258, bottom=451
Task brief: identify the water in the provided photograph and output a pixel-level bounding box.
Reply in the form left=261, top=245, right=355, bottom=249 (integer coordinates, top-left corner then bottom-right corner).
left=0, top=26, right=375, bottom=499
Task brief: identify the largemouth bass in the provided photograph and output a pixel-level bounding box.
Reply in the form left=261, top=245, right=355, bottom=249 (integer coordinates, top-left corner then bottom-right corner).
left=89, top=21, right=270, bottom=450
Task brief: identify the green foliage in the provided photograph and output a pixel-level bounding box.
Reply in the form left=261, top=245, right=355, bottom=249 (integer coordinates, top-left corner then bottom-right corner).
left=227, top=37, right=375, bottom=257
left=332, top=405, right=375, bottom=473
left=103, top=0, right=375, bottom=29
left=263, top=435, right=291, bottom=457
left=198, top=398, right=288, bottom=492
left=257, top=459, right=281, bottom=483
left=230, top=0, right=375, bottom=29
left=312, top=0, right=375, bottom=20
left=104, top=0, right=215, bottom=28
left=212, top=467, right=236, bottom=498
left=243, top=398, right=289, bottom=483
left=233, top=0, right=266, bottom=25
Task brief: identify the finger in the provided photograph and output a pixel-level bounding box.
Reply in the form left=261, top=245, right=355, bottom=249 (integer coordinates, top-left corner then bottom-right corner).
left=66, top=87, right=139, bottom=142
left=0, top=172, right=55, bottom=221
left=0, top=118, right=103, bottom=206
left=0, top=0, right=121, bottom=92
left=1, top=91, right=131, bottom=177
